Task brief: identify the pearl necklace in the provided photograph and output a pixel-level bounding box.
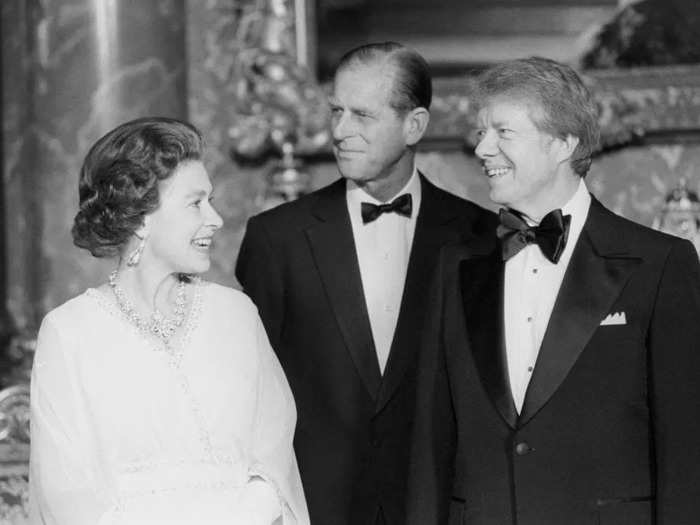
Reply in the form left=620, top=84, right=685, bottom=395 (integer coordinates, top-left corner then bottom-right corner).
left=108, top=271, right=188, bottom=345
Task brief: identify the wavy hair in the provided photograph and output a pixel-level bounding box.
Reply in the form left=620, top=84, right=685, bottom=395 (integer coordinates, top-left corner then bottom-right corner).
left=71, top=117, right=204, bottom=257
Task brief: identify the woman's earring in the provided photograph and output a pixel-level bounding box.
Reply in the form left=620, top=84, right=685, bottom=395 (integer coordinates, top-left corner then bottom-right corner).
left=126, top=235, right=146, bottom=267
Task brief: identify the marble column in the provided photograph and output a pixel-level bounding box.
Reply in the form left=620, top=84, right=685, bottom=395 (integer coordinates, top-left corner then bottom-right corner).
left=1, top=0, right=187, bottom=332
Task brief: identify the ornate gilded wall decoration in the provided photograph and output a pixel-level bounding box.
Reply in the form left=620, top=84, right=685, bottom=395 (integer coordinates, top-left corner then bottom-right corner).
left=228, top=0, right=330, bottom=206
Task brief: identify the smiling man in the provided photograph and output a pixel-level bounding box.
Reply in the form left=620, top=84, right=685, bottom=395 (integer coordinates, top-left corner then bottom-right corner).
left=236, top=42, right=494, bottom=525
left=407, top=57, right=700, bottom=525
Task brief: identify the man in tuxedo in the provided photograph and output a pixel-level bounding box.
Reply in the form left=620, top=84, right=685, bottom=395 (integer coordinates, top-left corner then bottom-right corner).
left=236, top=42, right=494, bottom=524
left=408, top=57, right=700, bottom=525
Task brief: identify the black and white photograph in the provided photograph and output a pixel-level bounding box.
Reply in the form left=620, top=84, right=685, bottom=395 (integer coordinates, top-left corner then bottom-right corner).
left=1, top=0, right=700, bottom=523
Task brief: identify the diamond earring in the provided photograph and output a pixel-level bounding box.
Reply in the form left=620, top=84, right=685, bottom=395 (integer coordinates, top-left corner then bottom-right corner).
left=126, top=235, right=146, bottom=267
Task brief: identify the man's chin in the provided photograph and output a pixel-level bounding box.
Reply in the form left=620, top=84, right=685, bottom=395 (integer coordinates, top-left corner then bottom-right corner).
left=336, top=165, right=367, bottom=182
left=488, top=188, right=511, bottom=208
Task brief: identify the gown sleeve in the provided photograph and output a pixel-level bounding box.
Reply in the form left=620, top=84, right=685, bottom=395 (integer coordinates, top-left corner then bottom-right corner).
left=29, top=315, right=117, bottom=525
left=243, top=313, right=310, bottom=525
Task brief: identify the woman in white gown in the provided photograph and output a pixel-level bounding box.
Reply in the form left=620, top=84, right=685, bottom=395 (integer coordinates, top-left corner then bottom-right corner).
left=29, top=117, right=309, bottom=524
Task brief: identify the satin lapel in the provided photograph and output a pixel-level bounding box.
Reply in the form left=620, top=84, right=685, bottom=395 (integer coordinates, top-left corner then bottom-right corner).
left=519, top=201, right=641, bottom=425
left=305, top=182, right=381, bottom=399
left=461, top=246, right=519, bottom=429
left=376, top=178, right=466, bottom=411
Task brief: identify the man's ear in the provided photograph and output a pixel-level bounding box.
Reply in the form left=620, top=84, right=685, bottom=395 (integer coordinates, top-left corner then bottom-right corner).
left=554, top=134, right=579, bottom=164
left=404, top=107, right=430, bottom=146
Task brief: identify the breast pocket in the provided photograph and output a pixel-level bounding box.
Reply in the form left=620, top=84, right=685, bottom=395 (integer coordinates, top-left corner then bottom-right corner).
left=595, top=496, right=652, bottom=525
left=591, top=321, right=642, bottom=345
left=586, top=324, right=645, bottom=378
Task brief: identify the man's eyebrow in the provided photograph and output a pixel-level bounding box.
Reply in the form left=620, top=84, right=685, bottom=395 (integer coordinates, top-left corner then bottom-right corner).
left=327, top=99, right=375, bottom=116
left=348, top=104, right=375, bottom=115
left=482, top=119, right=511, bottom=128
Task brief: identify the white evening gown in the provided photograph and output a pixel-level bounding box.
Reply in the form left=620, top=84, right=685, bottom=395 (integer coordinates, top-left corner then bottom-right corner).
left=28, top=281, right=309, bottom=525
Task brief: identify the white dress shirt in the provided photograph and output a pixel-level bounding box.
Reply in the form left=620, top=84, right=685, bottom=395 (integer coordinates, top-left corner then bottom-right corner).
left=346, top=168, right=421, bottom=374
left=504, top=178, right=591, bottom=412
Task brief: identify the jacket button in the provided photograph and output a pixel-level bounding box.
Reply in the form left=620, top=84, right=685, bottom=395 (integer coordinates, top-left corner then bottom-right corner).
left=515, top=442, right=532, bottom=456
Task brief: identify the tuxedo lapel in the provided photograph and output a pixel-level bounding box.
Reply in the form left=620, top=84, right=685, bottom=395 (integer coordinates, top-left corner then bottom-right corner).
left=519, top=199, right=641, bottom=425
left=460, top=242, right=519, bottom=429
left=305, top=180, right=382, bottom=399
left=377, top=177, right=469, bottom=410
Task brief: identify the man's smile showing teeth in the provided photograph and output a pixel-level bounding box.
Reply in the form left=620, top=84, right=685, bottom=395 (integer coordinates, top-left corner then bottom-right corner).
left=485, top=166, right=511, bottom=178
left=192, top=238, right=212, bottom=248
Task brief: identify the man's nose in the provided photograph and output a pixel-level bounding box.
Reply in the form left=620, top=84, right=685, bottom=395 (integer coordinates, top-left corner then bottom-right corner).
left=332, top=111, right=352, bottom=141
left=475, top=130, right=497, bottom=159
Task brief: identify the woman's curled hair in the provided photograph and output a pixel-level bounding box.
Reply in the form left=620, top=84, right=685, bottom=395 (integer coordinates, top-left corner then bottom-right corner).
left=72, top=117, right=204, bottom=258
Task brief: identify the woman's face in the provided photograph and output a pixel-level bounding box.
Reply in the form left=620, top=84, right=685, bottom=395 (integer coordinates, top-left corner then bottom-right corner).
left=142, top=160, right=223, bottom=275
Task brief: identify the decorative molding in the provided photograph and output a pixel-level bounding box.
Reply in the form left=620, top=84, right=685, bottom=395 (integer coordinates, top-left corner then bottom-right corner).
left=0, top=475, right=28, bottom=523
left=589, top=65, right=700, bottom=139
left=0, top=384, right=29, bottom=522
left=0, top=385, right=30, bottom=450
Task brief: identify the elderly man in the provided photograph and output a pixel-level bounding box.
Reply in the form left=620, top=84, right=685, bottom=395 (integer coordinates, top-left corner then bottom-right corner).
left=236, top=42, right=494, bottom=524
left=408, top=56, right=700, bottom=525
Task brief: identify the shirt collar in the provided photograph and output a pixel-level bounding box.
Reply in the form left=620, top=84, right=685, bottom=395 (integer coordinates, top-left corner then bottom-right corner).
left=346, top=166, right=421, bottom=217
left=561, top=177, right=591, bottom=239
left=514, top=177, right=590, bottom=226
left=547, top=177, right=590, bottom=265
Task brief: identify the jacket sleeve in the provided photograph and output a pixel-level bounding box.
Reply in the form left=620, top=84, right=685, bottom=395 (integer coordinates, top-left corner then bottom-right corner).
left=236, top=215, right=285, bottom=350
left=406, top=248, right=457, bottom=525
left=648, top=239, right=700, bottom=523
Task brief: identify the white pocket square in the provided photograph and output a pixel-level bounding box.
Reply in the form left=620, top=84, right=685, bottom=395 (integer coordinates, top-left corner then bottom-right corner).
left=600, top=311, right=626, bottom=326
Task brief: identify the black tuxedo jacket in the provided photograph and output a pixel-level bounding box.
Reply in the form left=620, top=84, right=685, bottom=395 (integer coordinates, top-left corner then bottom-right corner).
left=236, top=175, right=495, bottom=525
left=408, top=197, right=700, bottom=525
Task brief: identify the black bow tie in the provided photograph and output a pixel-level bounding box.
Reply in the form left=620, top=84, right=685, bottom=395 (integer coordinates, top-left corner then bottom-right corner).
left=496, top=208, right=571, bottom=263
left=361, top=194, right=412, bottom=224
